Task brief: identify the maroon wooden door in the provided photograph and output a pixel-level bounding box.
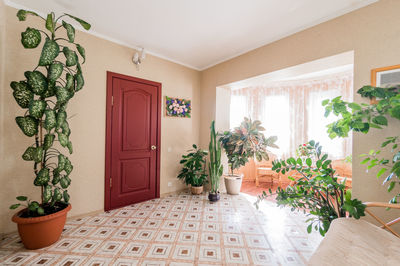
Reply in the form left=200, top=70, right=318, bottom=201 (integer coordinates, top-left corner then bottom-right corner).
left=105, top=72, right=161, bottom=211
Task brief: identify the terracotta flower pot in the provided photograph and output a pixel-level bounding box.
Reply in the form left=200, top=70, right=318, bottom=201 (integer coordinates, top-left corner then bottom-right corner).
left=191, top=185, right=203, bottom=195
left=12, top=204, right=71, bottom=250
left=224, top=174, right=243, bottom=195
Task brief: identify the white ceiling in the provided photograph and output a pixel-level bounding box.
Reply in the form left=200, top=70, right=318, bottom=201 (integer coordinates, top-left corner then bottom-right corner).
left=5, top=0, right=377, bottom=70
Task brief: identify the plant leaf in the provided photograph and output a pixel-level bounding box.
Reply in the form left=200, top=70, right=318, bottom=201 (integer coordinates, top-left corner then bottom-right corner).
left=22, top=146, right=36, bottom=161
left=75, top=73, right=84, bottom=91
left=64, top=13, right=91, bottom=30
left=48, top=62, right=63, bottom=81
left=21, top=27, right=41, bottom=48
left=16, top=196, right=28, bottom=201
left=39, top=38, right=60, bottom=66
left=29, top=100, right=46, bottom=119
left=17, top=9, right=41, bottom=21
left=25, top=71, right=48, bottom=95
left=63, top=47, right=78, bottom=66
left=76, top=44, right=85, bottom=63
left=45, top=12, right=55, bottom=33
left=34, top=168, right=50, bottom=186
left=62, top=20, right=75, bottom=42
left=15, top=116, right=38, bottom=137
left=12, top=82, right=34, bottom=108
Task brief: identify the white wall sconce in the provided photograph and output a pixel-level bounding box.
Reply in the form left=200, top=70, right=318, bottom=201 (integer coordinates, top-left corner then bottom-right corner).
left=133, top=48, right=146, bottom=70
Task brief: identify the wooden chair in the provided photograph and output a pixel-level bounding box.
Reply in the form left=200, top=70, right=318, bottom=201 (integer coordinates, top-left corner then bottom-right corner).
left=255, top=154, right=281, bottom=188
left=364, top=202, right=400, bottom=238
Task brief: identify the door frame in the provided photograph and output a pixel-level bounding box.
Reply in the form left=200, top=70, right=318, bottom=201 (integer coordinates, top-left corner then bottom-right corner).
left=105, top=71, right=161, bottom=211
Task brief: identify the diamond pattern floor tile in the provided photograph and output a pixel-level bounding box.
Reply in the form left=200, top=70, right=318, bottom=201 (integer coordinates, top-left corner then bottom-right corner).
left=0, top=191, right=322, bottom=265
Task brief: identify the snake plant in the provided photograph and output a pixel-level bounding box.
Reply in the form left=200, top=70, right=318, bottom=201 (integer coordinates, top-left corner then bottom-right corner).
left=208, top=121, right=223, bottom=194
left=9, top=10, right=90, bottom=216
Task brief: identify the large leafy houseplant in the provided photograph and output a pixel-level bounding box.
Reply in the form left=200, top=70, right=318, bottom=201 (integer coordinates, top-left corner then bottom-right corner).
left=178, top=144, right=208, bottom=187
left=323, top=85, right=400, bottom=203
left=256, top=141, right=365, bottom=236
left=208, top=121, right=223, bottom=201
left=9, top=10, right=90, bottom=216
left=219, top=117, right=278, bottom=175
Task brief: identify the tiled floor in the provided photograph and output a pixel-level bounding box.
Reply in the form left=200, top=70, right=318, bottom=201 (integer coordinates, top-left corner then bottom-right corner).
left=0, top=191, right=322, bottom=265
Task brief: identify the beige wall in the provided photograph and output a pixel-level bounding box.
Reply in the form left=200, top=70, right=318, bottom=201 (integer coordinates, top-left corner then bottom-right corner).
left=0, top=5, right=200, bottom=234
left=2, top=0, right=400, bottom=234
left=200, top=0, right=400, bottom=224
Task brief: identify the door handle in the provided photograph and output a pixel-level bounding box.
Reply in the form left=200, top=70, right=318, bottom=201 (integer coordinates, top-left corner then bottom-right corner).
left=151, top=145, right=157, bottom=150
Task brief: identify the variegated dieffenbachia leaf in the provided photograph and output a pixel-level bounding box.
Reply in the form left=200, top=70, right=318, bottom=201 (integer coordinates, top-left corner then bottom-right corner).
left=34, top=167, right=49, bottom=186
left=43, top=80, right=56, bottom=98
left=56, top=86, right=71, bottom=104
left=76, top=44, right=85, bottom=63
left=62, top=20, right=75, bottom=42
left=12, top=81, right=34, bottom=108
left=43, top=134, right=55, bottom=150
left=44, top=109, right=56, bottom=130
left=61, top=120, right=70, bottom=136
left=58, top=132, right=69, bottom=147
left=65, top=73, right=74, bottom=91
left=15, top=116, right=38, bottom=137
left=48, top=62, right=63, bottom=81
left=45, top=13, right=55, bottom=34
left=16, top=9, right=41, bottom=21
left=63, top=190, right=70, bottom=203
left=52, top=169, right=60, bottom=185
left=64, top=157, right=73, bottom=175
left=67, top=141, right=73, bottom=154
left=22, top=146, right=36, bottom=161
left=56, top=110, right=67, bottom=130
left=53, top=188, right=62, bottom=201
left=43, top=185, right=52, bottom=203
left=75, top=73, right=84, bottom=91
left=33, top=146, right=43, bottom=163
left=39, top=38, right=59, bottom=66
left=60, top=177, right=69, bottom=189
left=64, top=13, right=91, bottom=30
left=21, top=27, right=41, bottom=48
left=63, top=47, right=78, bottom=67
left=29, top=100, right=46, bottom=119
left=57, top=154, right=66, bottom=171
left=25, top=71, right=47, bottom=95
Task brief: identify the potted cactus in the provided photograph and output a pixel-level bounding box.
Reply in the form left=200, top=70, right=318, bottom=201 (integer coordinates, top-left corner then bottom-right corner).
left=219, top=118, right=278, bottom=194
left=208, top=121, right=223, bottom=201
left=8, top=9, right=90, bottom=249
left=177, top=144, right=208, bottom=195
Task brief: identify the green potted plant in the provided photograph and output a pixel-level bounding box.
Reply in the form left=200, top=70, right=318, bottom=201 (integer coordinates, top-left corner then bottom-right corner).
left=323, top=85, right=400, bottom=203
left=8, top=10, right=90, bottom=249
left=208, top=120, right=223, bottom=201
left=256, top=141, right=366, bottom=236
left=177, top=144, right=208, bottom=195
left=219, top=117, right=278, bottom=195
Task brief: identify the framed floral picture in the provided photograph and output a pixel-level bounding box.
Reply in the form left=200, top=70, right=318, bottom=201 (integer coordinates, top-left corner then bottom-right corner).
left=165, top=96, right=191, bottom=118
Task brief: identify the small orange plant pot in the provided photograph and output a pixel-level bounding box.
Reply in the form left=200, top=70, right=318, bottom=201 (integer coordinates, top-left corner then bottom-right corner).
left=12, top=204, right=71, bottom=250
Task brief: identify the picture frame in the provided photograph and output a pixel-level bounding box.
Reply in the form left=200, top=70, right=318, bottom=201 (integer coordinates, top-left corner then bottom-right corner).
left=371, top=64, right=400, bottom=87
left=165, top=96, right=191, bottom=118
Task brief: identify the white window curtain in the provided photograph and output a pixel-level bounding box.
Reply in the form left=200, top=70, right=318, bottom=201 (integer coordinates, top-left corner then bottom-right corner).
left=230, top=71, right=353, bottom=159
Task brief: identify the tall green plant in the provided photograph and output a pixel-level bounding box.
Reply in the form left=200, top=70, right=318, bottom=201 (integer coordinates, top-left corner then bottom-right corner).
left=219, top=117, right=278, bottom=175
left=178, top=144, right=208, bottom=187
left=323, top=85, right=400, bottom=203
left=209, top=121, right=223, bottom=194
left=256, top=141, right=365, bottom=236
left=9, top=10, right=91, bottom=216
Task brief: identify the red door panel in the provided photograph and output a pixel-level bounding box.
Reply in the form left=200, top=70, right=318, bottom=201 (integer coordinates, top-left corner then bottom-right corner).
left=105, top=72, right=161, bottom=211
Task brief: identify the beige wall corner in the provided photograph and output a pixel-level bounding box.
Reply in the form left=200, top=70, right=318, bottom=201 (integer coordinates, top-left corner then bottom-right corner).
left=199, top=0, right=400, bottom=227
left=0, top=6, right=201, bottom=234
